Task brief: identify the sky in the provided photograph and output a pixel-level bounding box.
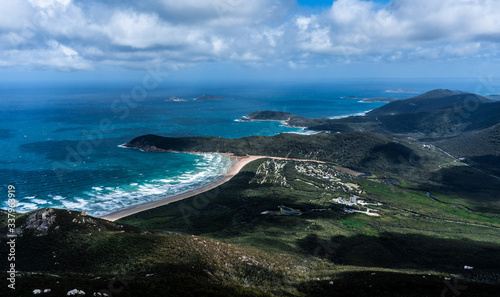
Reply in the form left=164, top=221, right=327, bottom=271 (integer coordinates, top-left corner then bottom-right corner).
left=1, top=0, right=499, bottom=84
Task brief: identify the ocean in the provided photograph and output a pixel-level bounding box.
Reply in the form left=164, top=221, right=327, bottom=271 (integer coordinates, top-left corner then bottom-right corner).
left=0, top=79, right=485, bottom=216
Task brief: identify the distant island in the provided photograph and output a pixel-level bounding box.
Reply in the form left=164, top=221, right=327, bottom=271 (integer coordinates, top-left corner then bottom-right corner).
left=341, top=96, right=401, bottom=103
left=3, top=88, right=500, bottom=296
left=384, top=88, right=419, bottom=94
left=236, top=89, right=500, bottom=177
left=361, top=97, right=401, bottom=102
left=167, top=96, right=188, bottom=102
left=194, top=94, right=228, bottom=101
left=167, top=94, right=229, bottom=102
left=238, top=111, right=299, bottom=122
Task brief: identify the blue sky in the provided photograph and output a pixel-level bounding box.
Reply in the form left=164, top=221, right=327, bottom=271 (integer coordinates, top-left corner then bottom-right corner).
left=0, top=0, right=499, bottom=83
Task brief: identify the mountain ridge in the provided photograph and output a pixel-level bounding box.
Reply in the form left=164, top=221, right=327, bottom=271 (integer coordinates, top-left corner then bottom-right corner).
left=235, top=89, right=500, bottom=177
left=366, top=89, right=493, bottom=116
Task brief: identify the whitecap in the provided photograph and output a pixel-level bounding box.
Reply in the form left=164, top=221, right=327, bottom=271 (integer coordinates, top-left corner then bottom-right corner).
left=285, top=128, right=320, bottom=135
left=54, top=153, right=234, bottom=216
left=62, top=198, right=88, bottom=210
left=31, top=198, right=51, bottom=205
left=17, top=202, right=38, bottom=211
left=151, top=179, right=174, bottom=183
left=328, top=111, right=370, bottom=119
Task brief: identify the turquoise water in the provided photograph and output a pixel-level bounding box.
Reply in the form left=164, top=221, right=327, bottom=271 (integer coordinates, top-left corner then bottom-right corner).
left=0, top=79, right=483, bottom=216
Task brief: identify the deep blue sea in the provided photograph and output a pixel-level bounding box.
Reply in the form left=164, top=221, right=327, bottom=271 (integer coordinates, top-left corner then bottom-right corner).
left=0, top=79, right=485, bottom=216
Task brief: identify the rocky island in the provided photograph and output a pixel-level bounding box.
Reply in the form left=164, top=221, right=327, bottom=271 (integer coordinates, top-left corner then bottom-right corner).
left=167, top=94, right=229, bottom=102
left=193, top=94, right=228, bottom=101
left=167, top=96, right=188, bottom=102
left=2, top=89, right=500, bottom=296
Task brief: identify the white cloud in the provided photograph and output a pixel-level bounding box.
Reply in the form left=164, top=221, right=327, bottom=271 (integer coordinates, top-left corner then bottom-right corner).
left=296, top=16, right=313, bottom=30
left=330, top=0, right=374, bottom=25
left=210, top=37, right=227, bottom=54
left=444, top=42, right=482, bottom=57
left=0, top=0, right=35, bottom=31
left=104, top=10, right=186, bottom=49
left=29, top=0, right=71, bottom=9
left=292, top=0, right=500, bottom=61
left=298, top=26, right=334, bottom=54
left=230, top=52, right=261, bottom=62
left=0, top=39, right=92, bottom=71
left=1, top=0, right=500, bottom=72
left=382, top=0, right=500, bottom=42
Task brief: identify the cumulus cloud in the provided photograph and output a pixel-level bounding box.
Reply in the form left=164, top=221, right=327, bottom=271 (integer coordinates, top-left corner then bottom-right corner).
left=0, top=0, right=499, bottom=72
left=2, top=39, right=92, bottom=71
left=104, top=11, right=188, bottom=49
left=291, top=0, right=500, bottom=63
left=330, top=0, right=375, bottom=25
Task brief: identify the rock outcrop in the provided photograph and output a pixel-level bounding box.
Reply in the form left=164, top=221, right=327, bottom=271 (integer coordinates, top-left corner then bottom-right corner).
left=25, top=208, right=56, bottom=236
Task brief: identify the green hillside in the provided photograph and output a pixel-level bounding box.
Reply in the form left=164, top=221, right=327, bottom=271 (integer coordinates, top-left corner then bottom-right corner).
left=3, top=159, right=500, bottom=296
left=125, top=132, right=447, bottom=178
left=3, top=89, right=500, bottom=296
left=0, top=208, right=303, bottom=296
left=245, top=111, right=304, bottom=121
left=237, top=90, right=500, bottom=178
left=119, top=158, right=500, bottom=295
left=376, top=101, right=500, bottom=136
left=366, top=89, right=492, bottom=117
left=432, top=123, right=500, bottom=176
left=249, top=90, right=500, bottom=137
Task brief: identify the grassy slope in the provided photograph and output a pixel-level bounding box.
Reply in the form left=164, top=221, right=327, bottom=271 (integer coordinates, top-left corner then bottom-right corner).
left=376, top=101, right=500, bottom=136
left=127, top=132, right=402, bottom=166
left=127, top=131, right=500, bottom=203
left=2, top=159, right=500, bottom=296
left=0, top=209, right=304, bottom=297
left=241, top=91, right=500, bottom=180
left=4, top=88, right=500, bottom=296
left=366, top=90, right=492, bottom=117
left=303, top=101, right=500, bottom=138
left=119, top=159, right=500, bottom=295
left=431, top=123, right=500, bottom=176
left=127, top=132, right=447, bottom=178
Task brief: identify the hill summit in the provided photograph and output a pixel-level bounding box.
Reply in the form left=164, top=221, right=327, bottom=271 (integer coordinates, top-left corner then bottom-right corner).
left=367, top=89, right=492, bottom=116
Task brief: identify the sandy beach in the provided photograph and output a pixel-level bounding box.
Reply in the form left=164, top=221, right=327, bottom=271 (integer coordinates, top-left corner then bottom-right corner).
left=100, top=155, right=265, bottom=221
left=100, top=154, right=366, bottom=221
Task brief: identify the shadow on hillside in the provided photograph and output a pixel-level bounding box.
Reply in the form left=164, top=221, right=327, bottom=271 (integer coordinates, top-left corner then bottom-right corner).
left=419, top=165, right=500, bottom=204
left=297, top=232, right=500, bottom=271
left=118, top=164, right=349, bottom=236
left=468, top=155, right=500, bottom=176
left=296, top=270, right=500, bottom=297
left=361, top=142, right=417, bottom=165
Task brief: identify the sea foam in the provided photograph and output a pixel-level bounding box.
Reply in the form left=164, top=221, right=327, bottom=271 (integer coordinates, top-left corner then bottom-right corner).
left=328, top=111, right=370, bottom=119
left=53, top=153, right=232, bottom=216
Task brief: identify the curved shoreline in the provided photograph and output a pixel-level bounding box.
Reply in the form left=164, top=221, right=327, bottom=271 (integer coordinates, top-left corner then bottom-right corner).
left=100, top=154, right=366, bottom=221
left=100, top=155, right=266, bottom=221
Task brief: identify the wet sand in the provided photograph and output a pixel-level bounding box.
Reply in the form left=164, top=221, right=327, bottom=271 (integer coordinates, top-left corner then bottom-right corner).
left=100, top=154, right=365, bottom=221
left=100, top=155, right=265, bottom=221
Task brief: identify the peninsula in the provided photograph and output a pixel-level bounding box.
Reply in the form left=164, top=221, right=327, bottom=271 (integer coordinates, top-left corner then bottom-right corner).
left=2, top=89, right=500, bottom=297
